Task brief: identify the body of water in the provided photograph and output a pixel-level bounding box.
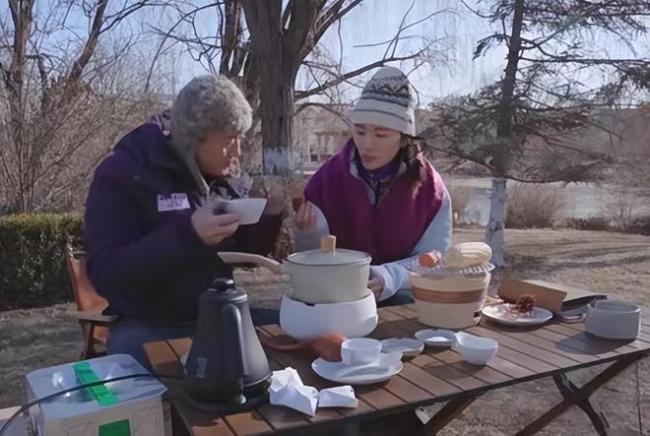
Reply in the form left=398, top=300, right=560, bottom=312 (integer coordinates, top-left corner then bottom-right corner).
left=445, top=176, right=650, bottom=226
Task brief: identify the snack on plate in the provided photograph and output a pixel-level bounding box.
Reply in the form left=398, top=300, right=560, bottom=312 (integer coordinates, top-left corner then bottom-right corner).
left=444, top=242, right=492, bottom=269
left=513, top=294, right=536, bottom=314
left=418, top=251, right=440, bottom=268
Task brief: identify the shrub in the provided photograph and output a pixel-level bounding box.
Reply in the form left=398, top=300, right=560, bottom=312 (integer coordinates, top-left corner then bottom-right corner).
left=607, top=187, right=638, bottom=230
left=506, top=183, right=565, bottom=229
left=565, top=217, right=611, bottom=231
left=626, top=216, right=650, bottom=235
left=0, top=213, right=83, bottom=310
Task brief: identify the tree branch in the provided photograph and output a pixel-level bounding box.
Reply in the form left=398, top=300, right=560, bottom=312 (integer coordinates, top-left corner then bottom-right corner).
left=144, top=2, right=222, bottom=92
left=301, top=0, right=361, bottom=59
left=283, top=0, right=321, bottom=63
left=66, top=0, right=108, bottom=88
left=295, top=50, right=426, bottom=100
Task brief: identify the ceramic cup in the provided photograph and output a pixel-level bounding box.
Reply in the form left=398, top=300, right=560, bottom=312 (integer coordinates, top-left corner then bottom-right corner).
left=222, top=198, right=267, bottom=225
left=453, top=332, right=498, bottom=365
left=341, top=338, right=382, bottom=366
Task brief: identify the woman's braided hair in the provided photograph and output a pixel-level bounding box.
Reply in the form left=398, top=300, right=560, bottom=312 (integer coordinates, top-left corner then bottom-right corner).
left=398, top=134, right=425, bottom=195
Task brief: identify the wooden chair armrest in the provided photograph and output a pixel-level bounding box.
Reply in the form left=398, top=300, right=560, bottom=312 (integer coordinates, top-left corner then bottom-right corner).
left=69, top=311, right=118, bottom=325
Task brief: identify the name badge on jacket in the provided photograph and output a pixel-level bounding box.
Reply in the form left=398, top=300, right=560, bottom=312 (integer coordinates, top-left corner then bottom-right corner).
left=157, top=193, right=190, bottom=212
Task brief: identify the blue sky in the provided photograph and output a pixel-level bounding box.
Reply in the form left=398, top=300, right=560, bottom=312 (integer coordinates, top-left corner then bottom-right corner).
left=298, top=0, right=506, bottom=104
left=12, top=0, right=650, bottom=106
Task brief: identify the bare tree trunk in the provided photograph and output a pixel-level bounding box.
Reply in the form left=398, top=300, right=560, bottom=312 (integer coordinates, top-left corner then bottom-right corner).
left=242, top=0, right=321, bottom=175
left=485, top=177, right=507, bottom=266
left=6, top=0, right=36, bottom=212
left=259, top=76, right=295, bottom=174
left=485, top=0, right=525, bottom=267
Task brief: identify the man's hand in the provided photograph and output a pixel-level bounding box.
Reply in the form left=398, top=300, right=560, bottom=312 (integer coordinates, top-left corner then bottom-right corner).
left=191, top=203, right=240, bottom=245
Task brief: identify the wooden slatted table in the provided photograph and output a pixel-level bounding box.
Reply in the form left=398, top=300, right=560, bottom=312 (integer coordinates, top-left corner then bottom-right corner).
left=144, top=304, right=650, bottom=435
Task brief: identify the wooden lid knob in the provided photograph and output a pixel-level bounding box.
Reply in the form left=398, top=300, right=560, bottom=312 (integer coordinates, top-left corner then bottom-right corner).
left=320, top=235, right=337, bottom=252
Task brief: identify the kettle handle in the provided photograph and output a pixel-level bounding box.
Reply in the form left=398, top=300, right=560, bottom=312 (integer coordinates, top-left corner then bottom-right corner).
left=217, top=252, right=283, bottom=274
left=221, top=303, right=248, bottom=378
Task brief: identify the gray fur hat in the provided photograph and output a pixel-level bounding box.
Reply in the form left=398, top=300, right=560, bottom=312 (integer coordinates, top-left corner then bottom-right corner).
left=171, top=74, right=252, bottom=150
left=169, top=75, right=252, bottom=195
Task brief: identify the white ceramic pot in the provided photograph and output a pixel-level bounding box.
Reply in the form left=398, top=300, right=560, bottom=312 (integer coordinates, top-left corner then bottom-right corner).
left=279, top=293, right=378, bottom=340
left=218, top=236, right=371, bottom=304
left=283, top=248, right=371, bottom=303
left=585, top=300, right=641, bottom=340
left=410, top=272, right=491, bottom=329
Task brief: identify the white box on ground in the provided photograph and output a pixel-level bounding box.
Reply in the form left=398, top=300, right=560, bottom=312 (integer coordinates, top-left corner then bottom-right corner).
left=24, top=354, right=166, bottom=436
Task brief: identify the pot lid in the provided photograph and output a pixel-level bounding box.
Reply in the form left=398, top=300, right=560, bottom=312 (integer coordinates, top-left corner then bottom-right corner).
left=287, top=248, right=371, bottom=266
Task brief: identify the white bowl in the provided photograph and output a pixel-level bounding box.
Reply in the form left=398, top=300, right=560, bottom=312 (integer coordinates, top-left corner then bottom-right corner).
left=279, top=293, right=378, bottom=340
left=586, top=300, right=641, bottom=340
left=222, top=198, right=267, bottom=225
left=453, top=332, right=498, bottom=365
left=381, top=338, right=425, bottom=357
left=341, top=338, right=382, bottom=365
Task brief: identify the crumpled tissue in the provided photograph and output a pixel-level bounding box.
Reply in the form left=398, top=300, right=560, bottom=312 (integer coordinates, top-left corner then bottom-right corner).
left=269, top=368, right=358, bottom=415
left=269, top=368, right=318, bottom=416
left=318, top=386, right=358, bottom=408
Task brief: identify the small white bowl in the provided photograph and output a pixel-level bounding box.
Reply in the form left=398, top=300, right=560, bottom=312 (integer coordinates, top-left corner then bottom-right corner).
left=453, top=332, right=498, bottom=365
left=222, top=198, right=267, bottom=225
left=341, top=338, right=382, bottom=366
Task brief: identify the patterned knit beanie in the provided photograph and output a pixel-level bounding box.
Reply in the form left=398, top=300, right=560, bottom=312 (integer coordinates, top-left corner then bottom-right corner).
left=350, top=66, right=416, bottom=136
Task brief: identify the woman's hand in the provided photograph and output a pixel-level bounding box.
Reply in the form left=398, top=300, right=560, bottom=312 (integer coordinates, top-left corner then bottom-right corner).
left=368, top=274, right=385, bottom=300
left=191, top=203, right=240, bottom=245
left=294, top=201, right=317, bottom=232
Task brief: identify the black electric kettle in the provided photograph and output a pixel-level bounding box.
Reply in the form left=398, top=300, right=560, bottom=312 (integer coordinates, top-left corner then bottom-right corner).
left=184, top=278, right=271, bottom=405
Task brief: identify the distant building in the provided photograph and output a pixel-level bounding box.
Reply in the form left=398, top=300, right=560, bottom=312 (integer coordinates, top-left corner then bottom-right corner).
left=292, top=104, right=437, bottom=170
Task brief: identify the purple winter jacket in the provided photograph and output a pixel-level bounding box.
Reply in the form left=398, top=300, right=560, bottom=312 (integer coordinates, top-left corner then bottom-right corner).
left=84, top=123, right=282, bottom=320
left=304, top=140, right=445, bottom=265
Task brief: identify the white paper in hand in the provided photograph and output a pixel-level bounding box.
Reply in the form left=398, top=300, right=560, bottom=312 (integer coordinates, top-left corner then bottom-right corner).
left=318, top=386, right=358, bottom=408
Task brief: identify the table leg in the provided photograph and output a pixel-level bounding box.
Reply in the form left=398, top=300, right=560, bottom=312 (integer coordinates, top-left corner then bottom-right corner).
left=553, top=373, right=609, bottom=435
left=517, top=355, right=643, bottom=436
left=423, top=395, right=481, bottom=435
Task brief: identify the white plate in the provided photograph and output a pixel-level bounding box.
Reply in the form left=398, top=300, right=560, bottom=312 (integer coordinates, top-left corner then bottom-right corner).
left=311, top=353, right=403, bottom=385
left=381, top=338, right=424, bottom=357
left=481, top=304, right=553, bottom=326
left=414, top=329, right=457, bottom=348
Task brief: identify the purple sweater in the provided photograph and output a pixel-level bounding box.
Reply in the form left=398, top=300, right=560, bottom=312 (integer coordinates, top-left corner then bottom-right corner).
left=304, top=140, right=445, bottom=265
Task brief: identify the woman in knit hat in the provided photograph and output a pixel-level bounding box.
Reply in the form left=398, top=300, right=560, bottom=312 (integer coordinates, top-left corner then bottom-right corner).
left=294, top=66, right=452, bottom=305
left=84, top=75, right=283, bottom=368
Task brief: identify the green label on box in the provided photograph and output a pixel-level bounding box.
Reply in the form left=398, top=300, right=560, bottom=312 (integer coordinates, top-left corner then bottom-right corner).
left=99, top=419, right=131, bottom=436
left=72, top=361, right=119, bottom=406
